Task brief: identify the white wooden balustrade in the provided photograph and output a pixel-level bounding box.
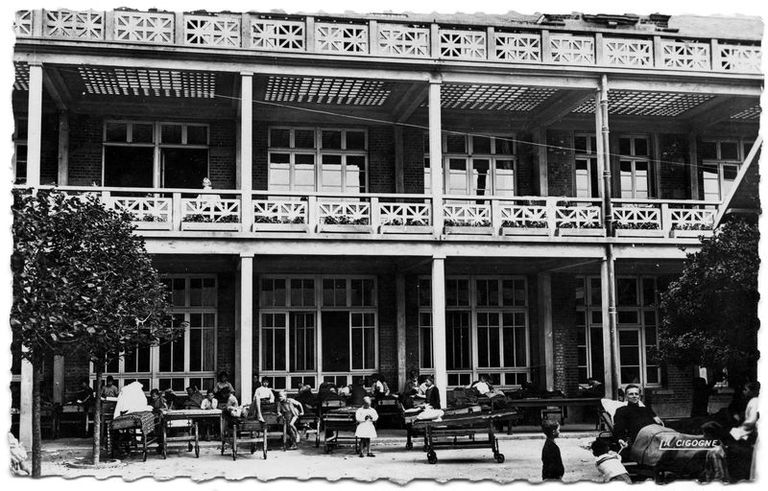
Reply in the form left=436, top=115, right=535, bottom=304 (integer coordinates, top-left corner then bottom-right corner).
left=14, top=10, right=33, bottom=37
left=114, top=10, right=175, bottom=44
left=184, top=14, right=241, bottom=47
left=494, top=32, right=541, bottom=62
left=252, top=199, right=307, bottom=224
left=315, top=22, right=368, bottom=53
left=602, top=37, right=653, bottom=67
left=377, top=24, right=430, bottom=57
left=612, top=205, right=661, bottom=229
left=44, top=10, right=104, bottom=40
left=318, top=200, right=371, bottom=225
left=378, top=202, right=431, bottom=226
left=251, top=19, right=305, bottom=51
left=442, top=202, right=492, bottom=229
left=555, top=202, right=603, bottom=229
left=181, top=196, right=240, bottom=224
left=661, top=39, right=710, bottom=70
left=440, top=29, right=487, bottom=59
left=106, top=195, right=172, bottom=229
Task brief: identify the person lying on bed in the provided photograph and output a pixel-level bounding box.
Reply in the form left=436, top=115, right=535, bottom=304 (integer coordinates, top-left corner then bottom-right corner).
left=613, top=384, right=663, bottom=447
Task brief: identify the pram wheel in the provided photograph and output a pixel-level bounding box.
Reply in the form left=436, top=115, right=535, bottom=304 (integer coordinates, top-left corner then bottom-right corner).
left=405, top=441, right=413, bottom=450
left=427, top=450, right=437, bottom=464
left=494, top=452, right=505, bottom=463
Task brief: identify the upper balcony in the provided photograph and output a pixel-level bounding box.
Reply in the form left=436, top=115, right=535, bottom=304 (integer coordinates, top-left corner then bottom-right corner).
left=13, top=9, right=762, bottom=76
left=32, top=185, right=720, bottom=243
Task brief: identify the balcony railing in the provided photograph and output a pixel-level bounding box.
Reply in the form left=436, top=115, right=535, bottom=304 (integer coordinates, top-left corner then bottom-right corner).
left=14, top=9, right=762, bottom=75
left=22, top=186, right=718, bottom=240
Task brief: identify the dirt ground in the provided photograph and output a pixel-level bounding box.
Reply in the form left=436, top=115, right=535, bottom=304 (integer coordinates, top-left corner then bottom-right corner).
left=37, top=432, right=604, bottom=484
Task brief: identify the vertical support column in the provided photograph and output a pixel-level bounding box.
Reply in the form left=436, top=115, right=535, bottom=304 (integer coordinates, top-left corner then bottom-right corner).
left=240, top=72, right=254, bottom=232
left=396, top=273, right=407, bottom=392
left=600, top=259, right=614, bottom=398
left=394, top=126, right=404, bottom=194
left=429, top=78, right=444, bottom=236
left=597, top=74, right=613, bottom=236
left=239, top=254, right=254, bottom=404
left=57, top=111, right=69, bottom=186
left=431, top=255, right=447, bottom=402
left=19, top=348, right=33, bottom=448
left=26, top=62, right=43, bottom=187
left=537, top=273, right=554, bottom=392
left=536, top=127, right=548, bottom=195
left=52, top=355, right=65, bottom=404
left=688, top=133, right=700, bottom=200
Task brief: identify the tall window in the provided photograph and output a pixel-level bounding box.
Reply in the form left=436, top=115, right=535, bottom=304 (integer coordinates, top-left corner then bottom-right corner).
left=576, top=276, right=660, bottom=387
left=259, top=276, right=377, bottom=390
left=418, top=276, right=530, bottom=388
left=424, top=134, right=516, bottom=196
left=103, top=121, right=209, bottom=189
left=700, top=139, right=742, bottom=202
left=574, top=133, right=599, bottom=198
left=268, top=127, right=367, bottom=194
left=96, top=275, right=218, bottom=393
left=618, top=136, right=652, bottom=199
left=13, top=118, right=27, bottom=185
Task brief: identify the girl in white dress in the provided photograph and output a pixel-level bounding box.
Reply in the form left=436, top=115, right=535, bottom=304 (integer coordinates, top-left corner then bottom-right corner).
left=355, top=396, right=379, bottom=457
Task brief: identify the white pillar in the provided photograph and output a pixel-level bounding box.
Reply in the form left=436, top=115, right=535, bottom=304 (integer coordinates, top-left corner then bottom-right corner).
left=428, top=79, right=443, bottom=235
left=239, top=254, right=254, bottom=404
left=240, top=72, right=253, bottom=231
left=600, top=259, right=614, bottom=398
left=26, top=62, right=43, bottom=187
left=537, top=273, right=555, bottom=391
left=19, top=348, right=33, bottom=448
left=396, top=273, right=407, bottom=391
left=431, top=256, right=447, bottom=402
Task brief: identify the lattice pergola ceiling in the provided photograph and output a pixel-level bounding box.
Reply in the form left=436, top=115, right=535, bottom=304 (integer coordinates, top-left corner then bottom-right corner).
left=440, top=84, right=558, bottom=111
left=77, top=66, right=217, bottom=98
left=264, top=76, right=393, bottom=105
left=572, top=90, right=715, bottom=117
left=14, top=61, right=29, bottom=91
left=730, top=105, right=761, bottom=120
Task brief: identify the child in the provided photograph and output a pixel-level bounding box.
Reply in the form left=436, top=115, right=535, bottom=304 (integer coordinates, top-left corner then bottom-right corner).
left=278, top=390, right=304, bottom=450
left=220, top=387, right=242, bottom=417
left=541, top=420, right=564, bottom=480
left=701, top=421, right=730, bottom=482
left=355, top=396, right=379, bottom=457
left=149, top=388, right=168, bottom=413
left=201, top=389, right=218, bottom=410
left=253, top=377, right=275, bottom=423
left=591, top=438, right=632, bottom=483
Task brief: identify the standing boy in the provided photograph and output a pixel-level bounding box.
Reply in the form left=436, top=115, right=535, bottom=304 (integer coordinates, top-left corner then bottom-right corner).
left=541, top=419, right=564, bottom=480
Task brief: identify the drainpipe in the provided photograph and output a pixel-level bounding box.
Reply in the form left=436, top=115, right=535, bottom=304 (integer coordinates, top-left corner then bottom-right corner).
left=598, top=75, right=621, bottom=398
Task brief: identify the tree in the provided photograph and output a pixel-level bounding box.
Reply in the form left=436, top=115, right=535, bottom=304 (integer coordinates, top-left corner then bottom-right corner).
left=11, top=189, right=179, bottom=473
left=658, top=218, right=760, bottom=380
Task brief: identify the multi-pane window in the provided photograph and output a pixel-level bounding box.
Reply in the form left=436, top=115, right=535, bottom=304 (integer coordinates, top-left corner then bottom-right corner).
left=103, top=121, right=209, bottom=189
left=574, top=133, right=599, bottom=198
left=418, top=277, right=530, bottom=388
left=576, top=276, right=660, bottom=387
left=95, top=276, right=217, bottom=393
left=259, top=276, right=376, bottom=390
left=13, top=118, right=27, bottom=185
left=424, top=134, right=516, bottom=196
left=700, top=139, right=742, bottom=202
left=268, top=127, right=367, bottom=194
left=618, top=136, right=653, bottom=199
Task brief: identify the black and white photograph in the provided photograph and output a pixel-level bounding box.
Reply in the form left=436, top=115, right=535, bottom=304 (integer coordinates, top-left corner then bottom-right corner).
left=3, top=0, right=765, bottom=487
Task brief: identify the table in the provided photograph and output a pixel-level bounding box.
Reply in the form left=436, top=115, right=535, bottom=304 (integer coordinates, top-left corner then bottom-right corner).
left=160, top=409, right=223, bottom=458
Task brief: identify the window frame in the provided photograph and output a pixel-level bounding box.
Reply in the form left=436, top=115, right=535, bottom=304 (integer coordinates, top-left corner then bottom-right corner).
left=700, top=138, right=745, bottom=203
left=617, top=134, right=653, bottom=199
left=12, top=117, right=28, bottom=185
left=574, top=132, right=599, bottom=198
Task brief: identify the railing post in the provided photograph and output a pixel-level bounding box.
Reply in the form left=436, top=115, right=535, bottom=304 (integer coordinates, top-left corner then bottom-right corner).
left=306, top=16, right=316, bottom=52
left=541, top=30, right=552, bottom=63
left=430, top=23, right=440, bottom=58
left=241, top=191, right=251, bottom=233
left=370, top=197, right=381, bottom=234
left=308, top=195, right=319, bottom=233
left=661, top=203, right=673, bottom=237
left=490, top=199, right=502, bottom=235
left=369, top=20, right=378, bottom=55
left=653, top=36, right=664, bottom=68
left=546, top=197, right=557, bottom=237
left=100, top=190, right=110, bottom=206
left=172, top=192, right=182, bottom=231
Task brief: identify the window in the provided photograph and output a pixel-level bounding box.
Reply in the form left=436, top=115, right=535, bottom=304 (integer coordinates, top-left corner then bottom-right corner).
left=268, top=128, right=367, bottom=194
left=103, top=121, right=209, bottom=189
left=618, top=136, right=652, bottom=199
left=259, top=276, right=376, bottom=389
left=94, top=276, right=217, bottom=393
left=574, top=134, right=599, bottom=198
left=424, top=134, right=516, bottom=196
left=13, top=118, right=27, bottom=185
left=700, top=139, right=743, bottom=202
left=418, top=276, right=530, bottom=388
left=576, top=276, right=660, bottom=387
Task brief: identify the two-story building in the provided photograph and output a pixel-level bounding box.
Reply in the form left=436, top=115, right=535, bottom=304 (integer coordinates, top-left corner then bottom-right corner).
left=11, top=8, right=762, bottom=438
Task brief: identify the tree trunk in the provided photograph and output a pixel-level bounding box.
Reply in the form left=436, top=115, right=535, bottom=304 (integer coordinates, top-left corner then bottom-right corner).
left=93, top=370, right=102, bottom=465
left=32, top=362, right=42, bottom=477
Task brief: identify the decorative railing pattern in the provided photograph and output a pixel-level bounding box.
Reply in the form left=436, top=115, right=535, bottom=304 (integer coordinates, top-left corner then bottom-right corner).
left=115, top=11, right=174, bottom=44
left=443, top=203, right=491, bottom=226
left=44, top=10, right=104, bottom=40
left=318, top=201, right=370, bottom=225
left=719, top=44, right=762, bottom=73
left=316, top=23, right=368, bottom=53
left=253, top=199, right=307, bottom=224
left=378, top=24, right=429, bottom=57
left=440, top=29, right=486, bottom=60
left=181, top=196, right=240, bottom=222
left=603, top=37, right=653, bottom=67
left=661, top=39, right=710, bottom=70
left=556, top=204, right=602, bottom=229
left=108, top=196, right=171, bottom=223
left=494, top=32, right=541, bottom=62
left=14, top=10, right=33, bottom=37
left=184, top=14, right=240, bottom=47
left=612, top=205, right=661, bottom=229
left=17, top=10, right=763, bottom=74
left=379, top=202, right=431, bottom=226
left=251, top=19, right=305, bottom=51
left=500, top=203, right=548, bottom=228
left=670, top=208, right=715, bottom=230
left=550, top=33, right=594, bottom=65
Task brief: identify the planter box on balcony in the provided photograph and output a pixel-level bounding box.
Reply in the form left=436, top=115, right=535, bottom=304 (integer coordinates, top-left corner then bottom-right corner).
left=320, top=224, right=373, bottom=234
left=557, top=228, right=606, bottom=237
left=252, top=222, right=308, bottom=233
left=671, top=229, right=714, bottom=238
left=181, top=222, right=241, bottom=231
left=615, top=228, right=665, bottom=238
left=133, top=220, right=172, bottom=231
left=502, top=227, right=551, bottom=237
left=380, top=224, right=433, bottom=234
left=445, top=225, right=494, bottom=235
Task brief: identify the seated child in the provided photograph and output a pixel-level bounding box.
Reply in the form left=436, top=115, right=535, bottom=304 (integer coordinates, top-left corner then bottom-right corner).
left=201, top=389, right=218, bottom=410
left=277, top=390, right=304, bottom=450
left=220, top=387, right=243, bottom=417
left=253, top=378, right=275, bottom=422
left=591, top=438, right=632, bottom=483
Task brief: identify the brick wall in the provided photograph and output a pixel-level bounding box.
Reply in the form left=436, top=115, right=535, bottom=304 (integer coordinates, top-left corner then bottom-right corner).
left=40, top=115, right=59, bottom=184
left=404, top=275, right=423, bottom=381
left=658, top=134, right=690, bottom=199
left=377, top=273, right=398, bottom=385
left=369, top=126, right=395, bottom=193
left=516, top=132, right=536, bottom=196
left=68, top=114, right=103, bottom=186
left=552, top=273, right=579, bottom=396
left=253, top=122, right=268, bottom=190
left=547, top=129, right=573, bottom=196
left=209, top=120, right=236, bottom=189
left=403, top=130, right=425, bottom=194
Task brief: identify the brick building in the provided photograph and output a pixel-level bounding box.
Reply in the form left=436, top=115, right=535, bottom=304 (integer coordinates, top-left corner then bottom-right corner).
left=10, top=8, right=762, bottom=439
